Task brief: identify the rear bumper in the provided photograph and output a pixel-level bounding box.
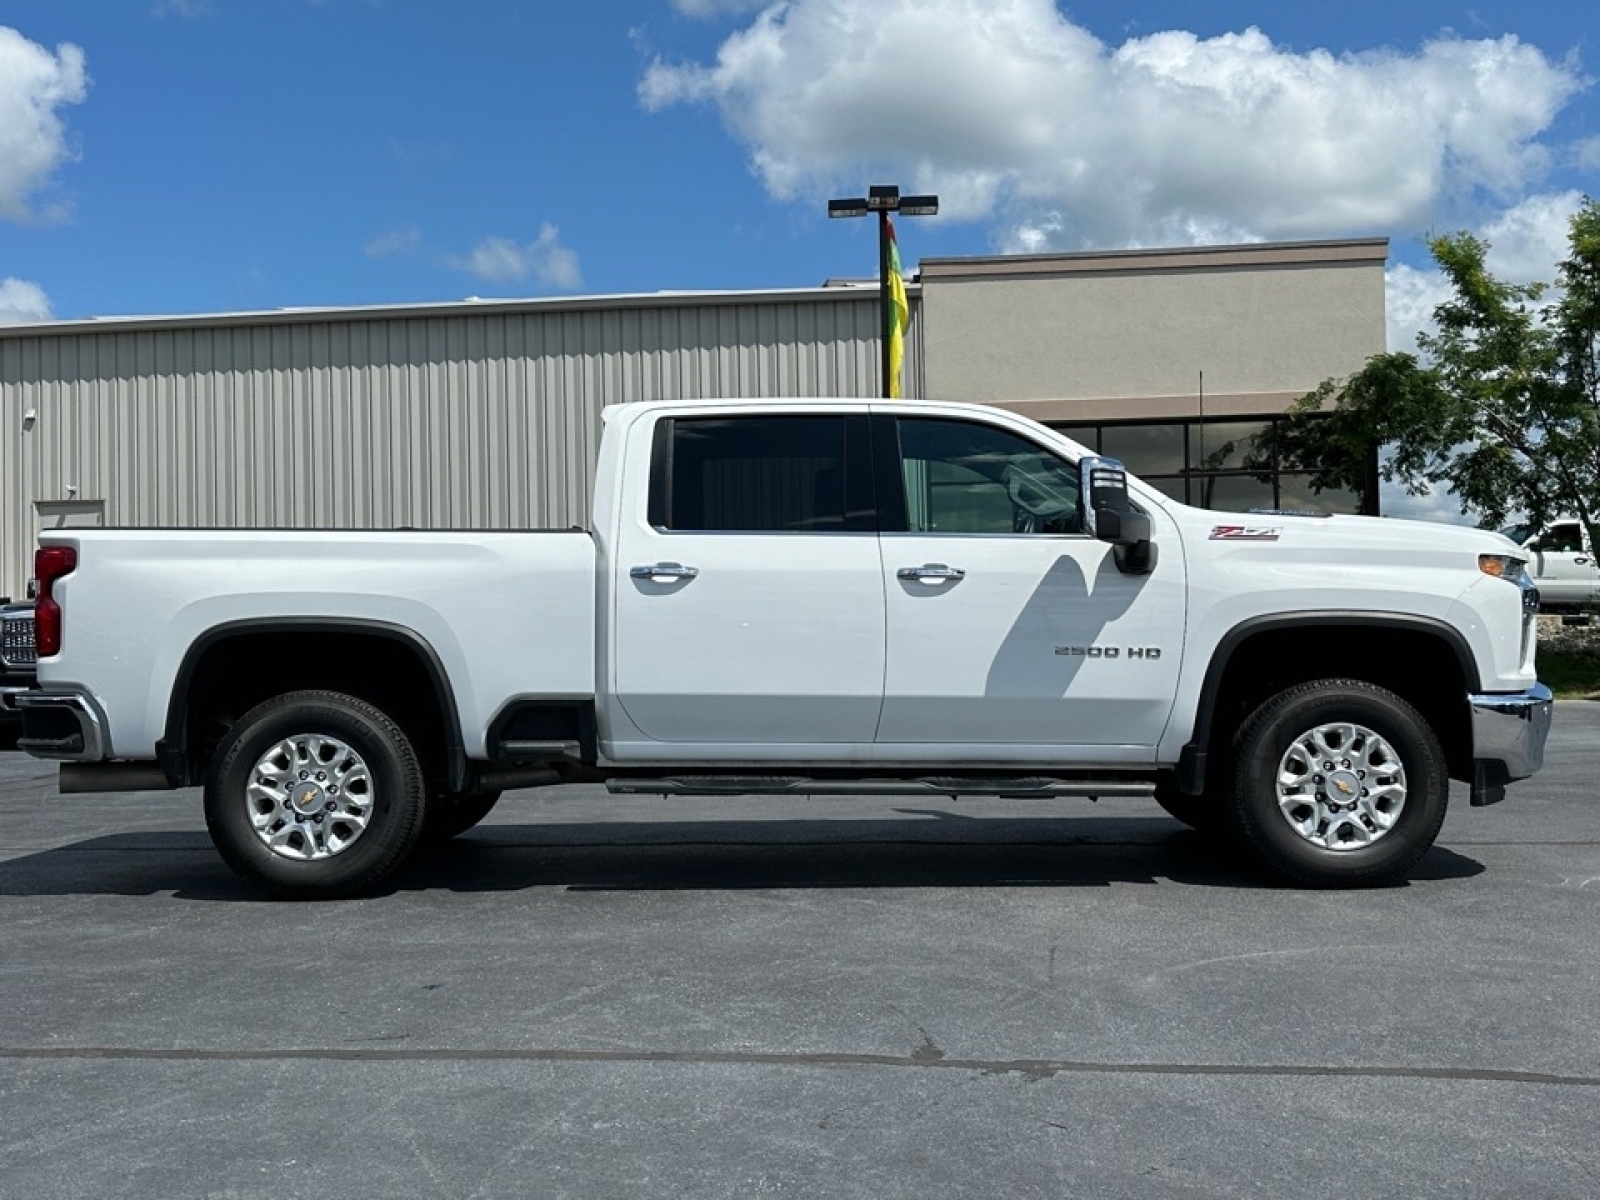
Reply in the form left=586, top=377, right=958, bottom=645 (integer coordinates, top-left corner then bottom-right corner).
left=7, top=689, right=109, bottom=760
left=1467, top=683, right=1554, bottom=806
left=0, top=684, right=27, bottom=750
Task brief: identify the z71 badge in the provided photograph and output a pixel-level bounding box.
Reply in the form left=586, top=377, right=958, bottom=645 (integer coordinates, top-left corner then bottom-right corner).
left=1209, top=525, right=1281, bottom=541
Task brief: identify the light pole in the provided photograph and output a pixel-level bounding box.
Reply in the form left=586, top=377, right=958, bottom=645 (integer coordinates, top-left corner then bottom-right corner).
left=828, top=184, right=938, bottom=398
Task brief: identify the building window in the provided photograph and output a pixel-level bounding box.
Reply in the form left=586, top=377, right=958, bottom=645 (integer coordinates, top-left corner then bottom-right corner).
left=1052, top=416, right=1370, bottom=515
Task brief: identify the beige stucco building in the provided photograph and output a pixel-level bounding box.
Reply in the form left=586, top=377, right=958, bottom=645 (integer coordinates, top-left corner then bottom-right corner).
left=0, top=237, right=1386, bottom=601
left=918, top=238, right=1387, bottom=512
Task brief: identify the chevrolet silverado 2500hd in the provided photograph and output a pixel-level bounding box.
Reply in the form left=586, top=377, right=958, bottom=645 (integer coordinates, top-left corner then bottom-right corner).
left=6, top=398, right=1553, bottom=896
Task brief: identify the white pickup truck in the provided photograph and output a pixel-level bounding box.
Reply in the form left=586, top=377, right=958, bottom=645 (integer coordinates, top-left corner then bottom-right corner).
left=1501, top=518, right=1600, bottom=608
left=7, top=398, right=1552, bottom=897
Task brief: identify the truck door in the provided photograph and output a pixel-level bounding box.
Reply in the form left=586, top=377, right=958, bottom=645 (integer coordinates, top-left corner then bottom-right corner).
left=610, top=411, right=887, bottom=745
left=1529, top=521, right=1600, bottom=606
left=872, top=413, right=1184, bottom=751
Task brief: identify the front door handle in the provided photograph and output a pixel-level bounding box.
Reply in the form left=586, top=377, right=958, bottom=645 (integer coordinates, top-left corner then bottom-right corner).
left=1576, top=556, right=1592, bottom=566
left=897, top=563, right=965, bottom=584
left=630, top=562, right=700, bottom=583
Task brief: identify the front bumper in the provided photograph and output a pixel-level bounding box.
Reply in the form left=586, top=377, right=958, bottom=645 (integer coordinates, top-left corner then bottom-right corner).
left=7, top=689, right=109, bottom=760
left=1467, top=683, right=1554, bottom=806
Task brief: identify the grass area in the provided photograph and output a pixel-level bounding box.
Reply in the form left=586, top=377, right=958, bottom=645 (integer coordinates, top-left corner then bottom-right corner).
left=1537, top=648, right=1600, bottom=699
left=1537, top=617, right=1600, bottom=699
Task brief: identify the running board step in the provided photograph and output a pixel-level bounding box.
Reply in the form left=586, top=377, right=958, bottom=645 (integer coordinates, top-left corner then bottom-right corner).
left=607, top=776, right=1155, bottom=799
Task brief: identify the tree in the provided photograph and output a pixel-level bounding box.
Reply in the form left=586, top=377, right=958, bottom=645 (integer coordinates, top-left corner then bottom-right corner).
left=1256, top=197, right=1600, bottom=539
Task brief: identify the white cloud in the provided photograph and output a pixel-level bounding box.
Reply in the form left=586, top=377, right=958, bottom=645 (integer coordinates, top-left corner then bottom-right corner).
left=152, top=0, right=214, bottom=16
left=0, top=277, right=53, bottom=324
left=364, top=224, right=422, bottom=258
left=0, top=27, right=89, bottom=221
left=640, top=0, right=1584, bottom=249
left=1479, top=189, right=1582, bottom=283
left=1379, top=475, right=1475, bottom=527
left=450, top=225, right=582, bottom=290
left=1384, top=263, right=1451, bottom=355
left=672, top=0, right=773, bottom=16
left=1383, top=190, right=1581, bottom=354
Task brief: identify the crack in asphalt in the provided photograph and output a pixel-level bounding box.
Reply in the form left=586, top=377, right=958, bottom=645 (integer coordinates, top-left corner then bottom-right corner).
left=3, top=1045, right=1597, bottom=1087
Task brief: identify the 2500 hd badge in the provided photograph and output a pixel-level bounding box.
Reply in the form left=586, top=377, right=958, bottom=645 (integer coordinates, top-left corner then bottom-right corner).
left=1053, top=645, right=1163, bottom=659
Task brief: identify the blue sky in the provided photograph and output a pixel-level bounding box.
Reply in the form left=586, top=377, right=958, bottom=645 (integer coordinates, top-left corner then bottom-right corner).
left=0, top=0, right=1595, bottom=351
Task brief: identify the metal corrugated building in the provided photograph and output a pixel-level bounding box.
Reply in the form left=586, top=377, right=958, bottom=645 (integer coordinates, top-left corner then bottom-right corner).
left=0, top=285, right=919, bottom=600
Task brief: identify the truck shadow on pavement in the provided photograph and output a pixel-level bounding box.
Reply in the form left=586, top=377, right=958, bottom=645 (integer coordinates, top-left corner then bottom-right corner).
left=0, top=815, right=1486, bottom=900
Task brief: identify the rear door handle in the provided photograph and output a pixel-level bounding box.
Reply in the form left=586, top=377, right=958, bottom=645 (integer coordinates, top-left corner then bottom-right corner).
left=630, top=562, right=699, bottom=582
left=1576, top=556, right=1592, bottom=566
left=897, top=563, right=965, bottom=584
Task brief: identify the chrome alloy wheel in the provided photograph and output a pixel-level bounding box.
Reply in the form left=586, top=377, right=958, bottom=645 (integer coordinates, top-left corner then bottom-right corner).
left=245, top=733, right=375, bottom=860
left=1274, top=721, right=1407, bottom=851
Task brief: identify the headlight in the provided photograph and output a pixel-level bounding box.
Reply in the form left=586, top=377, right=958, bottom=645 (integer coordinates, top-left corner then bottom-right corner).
left=1479, top=553, right=1529, bottom=582
left=1478, top=553, right=1529, bottom=592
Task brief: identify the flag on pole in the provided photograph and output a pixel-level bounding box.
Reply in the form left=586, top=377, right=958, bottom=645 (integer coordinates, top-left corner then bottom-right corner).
left=886, top=216, right=909, bottom=398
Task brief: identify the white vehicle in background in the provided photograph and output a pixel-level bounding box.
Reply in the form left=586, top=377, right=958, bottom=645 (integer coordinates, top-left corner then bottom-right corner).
left=1501, top=519, right=1600, bottom=608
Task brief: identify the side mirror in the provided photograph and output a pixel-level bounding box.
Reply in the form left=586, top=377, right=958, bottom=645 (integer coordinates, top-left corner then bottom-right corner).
left=1079, top=457, right=1157, bottom=575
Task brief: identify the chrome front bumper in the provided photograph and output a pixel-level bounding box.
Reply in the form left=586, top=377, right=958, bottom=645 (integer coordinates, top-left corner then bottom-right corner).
left=7, top=689, right=109, bottom=760
left=1467, top=683, right=1554, bottom=806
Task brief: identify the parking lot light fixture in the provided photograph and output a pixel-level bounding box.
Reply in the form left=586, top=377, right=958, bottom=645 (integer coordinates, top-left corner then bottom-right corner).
left=827, top=184, right=939, bottom=398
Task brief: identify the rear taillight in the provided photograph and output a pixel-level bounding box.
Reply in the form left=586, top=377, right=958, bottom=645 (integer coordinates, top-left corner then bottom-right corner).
left=33, top=545, right=76, bottom=658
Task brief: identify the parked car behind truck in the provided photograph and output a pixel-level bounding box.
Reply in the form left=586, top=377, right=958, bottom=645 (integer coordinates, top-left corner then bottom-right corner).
left=1, top=600, right=36, bottom=752
left=7, top=398, right=1553, bottom=897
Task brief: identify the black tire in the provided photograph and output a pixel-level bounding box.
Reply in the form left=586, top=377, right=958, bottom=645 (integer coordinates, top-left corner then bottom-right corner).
left=203, top=690, right=427, bottom=899
left=420, top=790, right=503, bottom=845
left=1152, top=775, right=1234, bottom=836
left=1229, top=679, right=1447, bottom=887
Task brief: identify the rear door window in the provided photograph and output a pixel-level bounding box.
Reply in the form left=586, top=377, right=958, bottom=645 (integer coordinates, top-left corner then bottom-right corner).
left=650, top=414, right=873, bottom=533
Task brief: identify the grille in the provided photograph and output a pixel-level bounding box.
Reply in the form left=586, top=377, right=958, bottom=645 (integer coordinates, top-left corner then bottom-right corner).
left=1, top=613, right=37, bottom=669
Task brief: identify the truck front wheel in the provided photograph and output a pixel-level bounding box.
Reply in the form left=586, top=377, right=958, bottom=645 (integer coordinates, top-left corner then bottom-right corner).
left=203, top=690, right=427, bottom=899
left=1230, top=680, right=1447, bottom=887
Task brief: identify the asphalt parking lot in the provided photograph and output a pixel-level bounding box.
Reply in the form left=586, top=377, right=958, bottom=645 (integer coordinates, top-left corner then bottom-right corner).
left=1, top=704, right=1597, bottom=1199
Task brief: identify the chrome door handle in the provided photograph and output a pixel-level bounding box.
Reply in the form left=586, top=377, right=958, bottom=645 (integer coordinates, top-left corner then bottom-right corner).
left=630, top=562, right=699, bottom=582
left=897, top=563, right=965, bottom=584
left=1576, top=556, right=1592, bottom=565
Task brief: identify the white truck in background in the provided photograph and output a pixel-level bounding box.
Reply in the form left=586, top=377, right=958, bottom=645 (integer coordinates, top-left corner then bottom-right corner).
left=1501, top=518, right=1600, bottom=608
left=7, top=398, right=1553, bottom=897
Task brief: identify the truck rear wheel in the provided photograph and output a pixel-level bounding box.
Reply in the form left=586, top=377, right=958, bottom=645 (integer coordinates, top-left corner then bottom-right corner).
left=203, top=690, right=427, bottom=899
left=1230, top=680, right=1447, bottom=887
